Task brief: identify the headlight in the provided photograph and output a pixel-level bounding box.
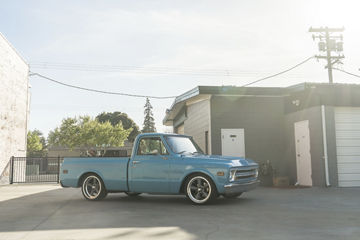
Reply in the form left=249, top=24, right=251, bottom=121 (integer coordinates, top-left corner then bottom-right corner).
left=229, top=169, right=237, bottom=182
left=255, top=169, right=258, bottom=178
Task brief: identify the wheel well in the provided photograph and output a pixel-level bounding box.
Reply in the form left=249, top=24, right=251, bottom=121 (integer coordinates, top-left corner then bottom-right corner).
left=179, top=172, right=216, bottom=193
left=77, top=172, right=102, bottom=187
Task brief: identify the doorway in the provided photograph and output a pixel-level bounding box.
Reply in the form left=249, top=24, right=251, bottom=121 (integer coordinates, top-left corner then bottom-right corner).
left=294, top=120, right=312, bottom=186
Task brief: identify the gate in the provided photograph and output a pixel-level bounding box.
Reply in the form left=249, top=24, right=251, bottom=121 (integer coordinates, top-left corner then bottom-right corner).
left=10, top=156, right=63, bottom=183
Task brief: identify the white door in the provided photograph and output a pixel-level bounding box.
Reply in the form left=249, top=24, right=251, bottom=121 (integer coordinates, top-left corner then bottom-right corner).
left=221, top=129, right=245, bottom=157
left=335, top=107, right=360, bottom=187
left=294, top=120, right=312, bottom=186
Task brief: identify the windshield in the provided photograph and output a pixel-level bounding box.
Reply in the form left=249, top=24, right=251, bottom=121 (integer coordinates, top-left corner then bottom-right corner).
left=165, top=136, right=204, bottom=154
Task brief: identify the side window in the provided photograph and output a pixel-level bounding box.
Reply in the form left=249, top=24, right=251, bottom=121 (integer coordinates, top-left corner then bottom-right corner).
left=137, top=137, right=168, bottom=155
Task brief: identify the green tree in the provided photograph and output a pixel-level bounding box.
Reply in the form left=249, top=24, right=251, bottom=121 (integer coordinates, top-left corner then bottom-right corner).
left=142, top=97, right=156, bottom=133
left=47, top=116, right=132, bottom=155
left=27, top=130, right=44, bottom=157
left=31, top=129, right=46, bottom=147
left=96, top=112, right=140, bottom=142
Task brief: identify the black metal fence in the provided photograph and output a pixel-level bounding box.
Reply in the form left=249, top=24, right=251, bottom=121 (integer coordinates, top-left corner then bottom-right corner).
left=10, top=156, right=63, bottom=184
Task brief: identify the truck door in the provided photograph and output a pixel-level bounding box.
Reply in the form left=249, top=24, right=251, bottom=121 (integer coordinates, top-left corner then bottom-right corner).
left=129, top=136, right=170, bottom=193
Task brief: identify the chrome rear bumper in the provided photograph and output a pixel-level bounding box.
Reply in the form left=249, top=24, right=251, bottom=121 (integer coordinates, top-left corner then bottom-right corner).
left=224, top=180, right=260, bottom=194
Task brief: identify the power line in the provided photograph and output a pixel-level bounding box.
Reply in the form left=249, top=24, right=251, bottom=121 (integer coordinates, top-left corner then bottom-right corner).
left=333, top=68, right=360, bottom=78
left=29, top=61, right=307, bottom=77
left=30, top=56, right=316, bottom=98
left=29, top=72, right=177, bottom=99
left=240, top=56, right=315, bottom=87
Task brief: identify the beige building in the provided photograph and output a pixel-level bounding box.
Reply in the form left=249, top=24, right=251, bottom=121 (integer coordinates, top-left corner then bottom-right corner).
left=0, top=33, right=30, bottom=184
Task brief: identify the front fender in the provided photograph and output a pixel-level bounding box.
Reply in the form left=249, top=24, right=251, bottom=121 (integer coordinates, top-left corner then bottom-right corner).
left=179, top=168, right=227, bottom=193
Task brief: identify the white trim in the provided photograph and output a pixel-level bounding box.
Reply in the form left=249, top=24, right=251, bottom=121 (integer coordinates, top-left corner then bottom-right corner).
left=321, top=105, right=331, bottom=187
left=212, top=94, right=285, bottom=98
left=208, top=95, right=212, bottom=155
left=185, top=94, right=211, bottom=106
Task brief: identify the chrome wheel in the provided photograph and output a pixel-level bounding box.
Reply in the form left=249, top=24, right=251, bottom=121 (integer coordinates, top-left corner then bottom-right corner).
left=187, top=176, right=212, bottom=204
left=82, top=175, right=102, bottom=200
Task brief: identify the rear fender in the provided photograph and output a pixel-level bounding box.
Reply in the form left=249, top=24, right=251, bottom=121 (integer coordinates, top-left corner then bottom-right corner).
left=77, top=170, right=106, bottom=187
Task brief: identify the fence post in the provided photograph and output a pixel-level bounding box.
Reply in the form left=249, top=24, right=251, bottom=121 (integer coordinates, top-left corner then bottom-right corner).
left=57, top=155, right=60, bottom=183
left=10, top=156, right=14, bottom=184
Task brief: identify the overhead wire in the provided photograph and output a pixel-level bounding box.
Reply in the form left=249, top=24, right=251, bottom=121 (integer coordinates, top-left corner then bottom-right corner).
left=333, top=68, right=360, bottom=78
left=29, top=62, right=306, bottom=77
left=29, top=72, right=177, bottom=99
left=29, top=56, right=316, bottom=99
left=240, top=56, right=315, bottom=87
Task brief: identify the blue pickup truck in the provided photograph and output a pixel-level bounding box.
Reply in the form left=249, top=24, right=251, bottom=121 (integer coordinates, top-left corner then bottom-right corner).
left=60, top=133, right=259, bottom=204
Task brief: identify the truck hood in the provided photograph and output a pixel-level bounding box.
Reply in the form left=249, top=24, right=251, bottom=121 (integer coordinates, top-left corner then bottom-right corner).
left=183, top=154, right=258, bottom=167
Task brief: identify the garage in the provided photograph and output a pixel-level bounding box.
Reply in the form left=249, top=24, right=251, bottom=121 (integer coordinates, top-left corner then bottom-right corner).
left=335, top=107, right=360, bottom=187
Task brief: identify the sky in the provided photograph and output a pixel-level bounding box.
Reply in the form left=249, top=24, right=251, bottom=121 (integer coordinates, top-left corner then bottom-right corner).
left=1, top=0, right=360, bottom=136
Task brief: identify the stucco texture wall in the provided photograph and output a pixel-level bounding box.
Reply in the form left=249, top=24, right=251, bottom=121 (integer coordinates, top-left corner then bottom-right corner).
left=210, top=96, right=285, bottom=177
left=0, top=33, right=29, bottom=184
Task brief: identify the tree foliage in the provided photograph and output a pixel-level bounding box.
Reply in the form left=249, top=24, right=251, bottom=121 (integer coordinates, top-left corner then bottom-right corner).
left=47, top=116, right=132, bottom=154
left=142, top=97, right=156, bottom=133
left=96, top=111, right=140, bottom=142
left=27, top=130, right=45, bottom=157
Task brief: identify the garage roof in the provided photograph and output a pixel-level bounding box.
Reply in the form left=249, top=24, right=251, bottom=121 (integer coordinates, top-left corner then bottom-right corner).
left=163, top=85, right=284, bottom=125
left=163, top=83, right=360, bottom=126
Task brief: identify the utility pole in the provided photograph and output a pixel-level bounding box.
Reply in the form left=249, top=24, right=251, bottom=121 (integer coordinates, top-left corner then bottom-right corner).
left=309, top=27, right=345, bottom=84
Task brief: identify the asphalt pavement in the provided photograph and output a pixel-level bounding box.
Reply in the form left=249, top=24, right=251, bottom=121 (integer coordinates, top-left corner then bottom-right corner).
left=0, top=184, right=359, bottom=240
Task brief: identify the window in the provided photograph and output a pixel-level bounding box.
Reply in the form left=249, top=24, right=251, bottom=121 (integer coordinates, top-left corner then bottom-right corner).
left=165, top=136, right=203, bottom=154
left=137, top=137, right=168, bottom=155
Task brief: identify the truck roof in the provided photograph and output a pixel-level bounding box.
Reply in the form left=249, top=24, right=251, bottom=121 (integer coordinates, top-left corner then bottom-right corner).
left=137, top=132, right=190, bottom=138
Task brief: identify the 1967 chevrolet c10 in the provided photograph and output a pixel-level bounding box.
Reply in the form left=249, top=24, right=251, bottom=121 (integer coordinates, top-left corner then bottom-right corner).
left=60, top=133, right=259, bottom=204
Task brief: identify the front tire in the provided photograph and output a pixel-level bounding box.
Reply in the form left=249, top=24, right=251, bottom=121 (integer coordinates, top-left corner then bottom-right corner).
left=81, top=174, right=107, bottom=201
left=185, top=174, right=217, bottom=204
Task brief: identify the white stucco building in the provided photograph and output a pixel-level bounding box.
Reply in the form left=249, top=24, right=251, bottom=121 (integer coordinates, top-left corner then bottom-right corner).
left=0, top=33, right=30, bottom=184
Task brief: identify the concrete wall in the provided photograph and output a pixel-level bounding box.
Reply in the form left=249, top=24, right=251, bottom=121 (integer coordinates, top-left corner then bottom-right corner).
left=183, top=99, right=211, bottom=154
left=0, top=33, right=29, bottom=184
left=210, top=96, right=285, bottom=181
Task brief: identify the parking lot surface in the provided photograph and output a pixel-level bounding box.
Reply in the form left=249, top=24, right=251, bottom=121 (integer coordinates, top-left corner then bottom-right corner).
left=0, top=184, right=359, bottom=240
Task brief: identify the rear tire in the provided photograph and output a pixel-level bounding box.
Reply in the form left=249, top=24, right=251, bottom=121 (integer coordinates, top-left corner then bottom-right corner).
left=81, top=174, right=107, bottom=201
left=185, top=173, right=218, bottom=205
left=223, top=192, right=243, bottom=198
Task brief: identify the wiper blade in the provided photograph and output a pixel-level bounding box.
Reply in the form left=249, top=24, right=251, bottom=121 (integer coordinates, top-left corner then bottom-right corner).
left=192, top=151, right=202, bottom=155
left=176, top=150, right=187, bottom=154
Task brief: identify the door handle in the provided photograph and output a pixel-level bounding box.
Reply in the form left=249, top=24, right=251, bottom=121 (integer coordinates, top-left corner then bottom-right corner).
left=162, top=157, right=168, bottom=160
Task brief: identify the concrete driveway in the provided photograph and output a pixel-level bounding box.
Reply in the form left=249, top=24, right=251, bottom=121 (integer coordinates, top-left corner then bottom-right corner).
left=0, top=184, right=359, bottom=240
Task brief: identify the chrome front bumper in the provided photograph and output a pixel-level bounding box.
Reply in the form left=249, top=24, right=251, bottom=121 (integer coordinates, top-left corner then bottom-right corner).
left=224, top=180, right=260, bottom=194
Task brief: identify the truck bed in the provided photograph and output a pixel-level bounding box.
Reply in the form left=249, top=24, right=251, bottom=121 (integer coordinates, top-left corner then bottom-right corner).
left=60, top=157, right=130, bottom=192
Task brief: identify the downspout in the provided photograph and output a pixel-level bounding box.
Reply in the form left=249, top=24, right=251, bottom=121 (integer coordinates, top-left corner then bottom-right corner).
left=321, top=105, right=331, bottom=187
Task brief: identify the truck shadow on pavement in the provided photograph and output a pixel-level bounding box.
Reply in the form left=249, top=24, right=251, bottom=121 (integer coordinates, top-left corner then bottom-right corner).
left=105, top=192, right=253, bottom=205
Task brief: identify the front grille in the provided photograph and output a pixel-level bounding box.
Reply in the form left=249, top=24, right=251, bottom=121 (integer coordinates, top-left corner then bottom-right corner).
left=235, top=168, right=257, bottom=180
